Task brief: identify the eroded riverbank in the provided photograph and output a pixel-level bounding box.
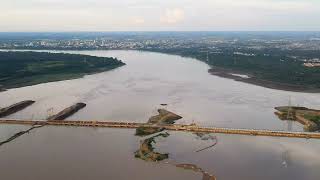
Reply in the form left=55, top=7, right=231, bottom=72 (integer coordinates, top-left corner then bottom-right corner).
left=208, top=67, right=320, bottom=93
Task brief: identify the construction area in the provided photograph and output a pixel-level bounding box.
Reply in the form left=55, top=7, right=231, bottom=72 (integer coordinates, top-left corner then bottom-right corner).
left=1, top=119, right=320, bottom=139
left=1, top=100, right=320, bottom=140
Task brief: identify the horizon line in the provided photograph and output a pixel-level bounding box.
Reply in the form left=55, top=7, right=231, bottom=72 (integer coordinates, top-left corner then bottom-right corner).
left=0, top=30, right=320, bottom=33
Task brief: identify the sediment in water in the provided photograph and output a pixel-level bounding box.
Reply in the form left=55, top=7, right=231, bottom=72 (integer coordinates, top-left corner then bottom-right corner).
left=176, top=164, right=216, bottom=180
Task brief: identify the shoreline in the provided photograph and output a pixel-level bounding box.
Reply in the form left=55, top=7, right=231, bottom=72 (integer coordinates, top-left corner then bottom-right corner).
left=208, top=67, right=320, bottom=93
left=0, top=65, right=123, bottom=92
left=1, top=49, right=319, bottom=94
left=0, top=51, right=125, bottom=92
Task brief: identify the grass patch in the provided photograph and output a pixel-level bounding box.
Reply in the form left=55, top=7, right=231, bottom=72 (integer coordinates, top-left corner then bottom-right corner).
left=304, top=114, right=320, bottom=125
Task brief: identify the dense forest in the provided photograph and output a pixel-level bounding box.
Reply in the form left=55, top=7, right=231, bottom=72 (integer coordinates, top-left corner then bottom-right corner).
left=0, top=51, right=125, bottom=89
left=142, top=47, right=320, bottom=91
left=1, top=31, right=320, bottom=92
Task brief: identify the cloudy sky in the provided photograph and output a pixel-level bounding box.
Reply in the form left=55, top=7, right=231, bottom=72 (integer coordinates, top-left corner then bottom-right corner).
left=1, top=0, right=320, bottom=31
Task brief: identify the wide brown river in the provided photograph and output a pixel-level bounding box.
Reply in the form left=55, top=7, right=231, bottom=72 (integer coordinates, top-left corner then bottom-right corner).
left=0, top=50, right=320, bottom=180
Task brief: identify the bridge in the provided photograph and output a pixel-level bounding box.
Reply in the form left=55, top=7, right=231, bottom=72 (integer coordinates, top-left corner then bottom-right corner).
left=1, top=119, right=320, bottom=139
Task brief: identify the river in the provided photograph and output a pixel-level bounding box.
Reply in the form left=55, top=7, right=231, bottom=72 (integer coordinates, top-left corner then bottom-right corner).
left=0, top=50, right=319, bottom=180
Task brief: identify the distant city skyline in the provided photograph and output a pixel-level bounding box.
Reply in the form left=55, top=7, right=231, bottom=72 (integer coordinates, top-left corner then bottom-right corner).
left=1, top=0, right=320, bottom=32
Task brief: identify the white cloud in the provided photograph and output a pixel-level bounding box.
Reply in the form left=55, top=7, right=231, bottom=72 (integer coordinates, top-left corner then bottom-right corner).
left=208, top=0, right=315, bottom=11
left=160, top=8, right=185, bottom=24
left=132, top=17, right=145, bottom=25
left=0, top=0, right=319, bottom=31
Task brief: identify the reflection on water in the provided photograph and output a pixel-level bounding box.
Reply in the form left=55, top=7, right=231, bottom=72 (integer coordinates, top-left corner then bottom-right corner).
left=282, top=149, right=291, bottom=168
left=1, top=50, right=320, bottom=132
left=134, top=131, right=217, bottom=180
left=0, top=126, right=319, bottom=180
left=194, top=133, right=218, bottom=152
left=274, top=106, right=320, bottom=132
left=0, top=50, right=320, bottom=179
left=133, top=109, right=217, bottom=179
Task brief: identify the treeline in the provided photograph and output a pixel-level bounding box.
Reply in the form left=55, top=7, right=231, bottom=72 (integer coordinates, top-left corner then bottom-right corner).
left=0, top=51, right=125, bottom=89
left=142, top=47, right=320, bottom=89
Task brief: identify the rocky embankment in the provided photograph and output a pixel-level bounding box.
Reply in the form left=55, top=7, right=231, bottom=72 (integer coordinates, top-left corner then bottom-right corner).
left=275, top=106, right=320, bottom=132
left=134, top=109, right=181, bottom=160
left=135, top=109, right=182, bottom=136
left=0, top=100, right=35, bottom=118
left=148, top=109, right=182, bottom=124
left=47, top=103, right=86, bottom=120
left=134, top=132, right=170, bottom=161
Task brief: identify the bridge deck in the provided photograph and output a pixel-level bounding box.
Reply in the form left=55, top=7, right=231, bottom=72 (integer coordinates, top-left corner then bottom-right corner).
left=1, top=119, right=320, bottom=139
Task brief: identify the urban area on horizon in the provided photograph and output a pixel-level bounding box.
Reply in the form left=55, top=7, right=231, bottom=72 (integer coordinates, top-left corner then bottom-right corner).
left=1, top=1, right=320, bottom=180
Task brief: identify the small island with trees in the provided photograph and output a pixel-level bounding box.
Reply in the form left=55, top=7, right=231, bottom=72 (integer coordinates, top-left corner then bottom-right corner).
left=275, top=106, right=320, bottom=132
left=0, top=51, right=125, bottom=90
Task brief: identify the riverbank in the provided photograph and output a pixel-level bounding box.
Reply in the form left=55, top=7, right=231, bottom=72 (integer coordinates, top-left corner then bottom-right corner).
left=208, top=67, right=320, bottom=93
left=2, top=49, right=320, bottom=93
left=275, top=106, right=320, bottom=132
left=0, top=51, right=125, bottom=90
left=138, top=48, right=320, bottom=93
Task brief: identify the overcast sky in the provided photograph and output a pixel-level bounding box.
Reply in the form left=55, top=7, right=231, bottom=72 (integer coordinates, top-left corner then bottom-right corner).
left=1, top=0, right=320, bottom=31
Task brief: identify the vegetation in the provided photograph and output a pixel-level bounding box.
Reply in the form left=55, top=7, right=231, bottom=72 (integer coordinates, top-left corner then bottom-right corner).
left=1, top=32, right=320, bottom=91
left=275, top=106, right=320, bottom=132
left=135, top=109, right=182, bottom=136
left=303, top=114, right=320, bottom=125
left=134, top=133, right=170, bottom=162
left=0, top=51, right=125, bottom=89
left=144, top=47, right=320, bottom=91
left=135, top=127, right=165, bottom=136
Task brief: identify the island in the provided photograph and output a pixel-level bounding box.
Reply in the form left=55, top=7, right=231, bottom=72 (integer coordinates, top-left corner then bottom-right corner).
left=0, top=51, right=125, bottom=90
left=134, top=132, right=170, bottom=162
left=275, top=106, right=320, bottom=132
left=135, top=109, right=182, bottom=136
left=2, top=32, right=320, bottom=92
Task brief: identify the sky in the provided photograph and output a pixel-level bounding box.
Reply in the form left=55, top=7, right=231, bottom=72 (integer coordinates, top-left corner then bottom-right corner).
left=1, top=0, right=320, bottom=31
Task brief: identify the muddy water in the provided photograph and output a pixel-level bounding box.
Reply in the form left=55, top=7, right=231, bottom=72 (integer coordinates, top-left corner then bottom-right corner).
left=1, top=50, right=320, bottom=131
left=0, top=50, right=320, bottom=179
left=0, top=126, right=319, bottom=180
